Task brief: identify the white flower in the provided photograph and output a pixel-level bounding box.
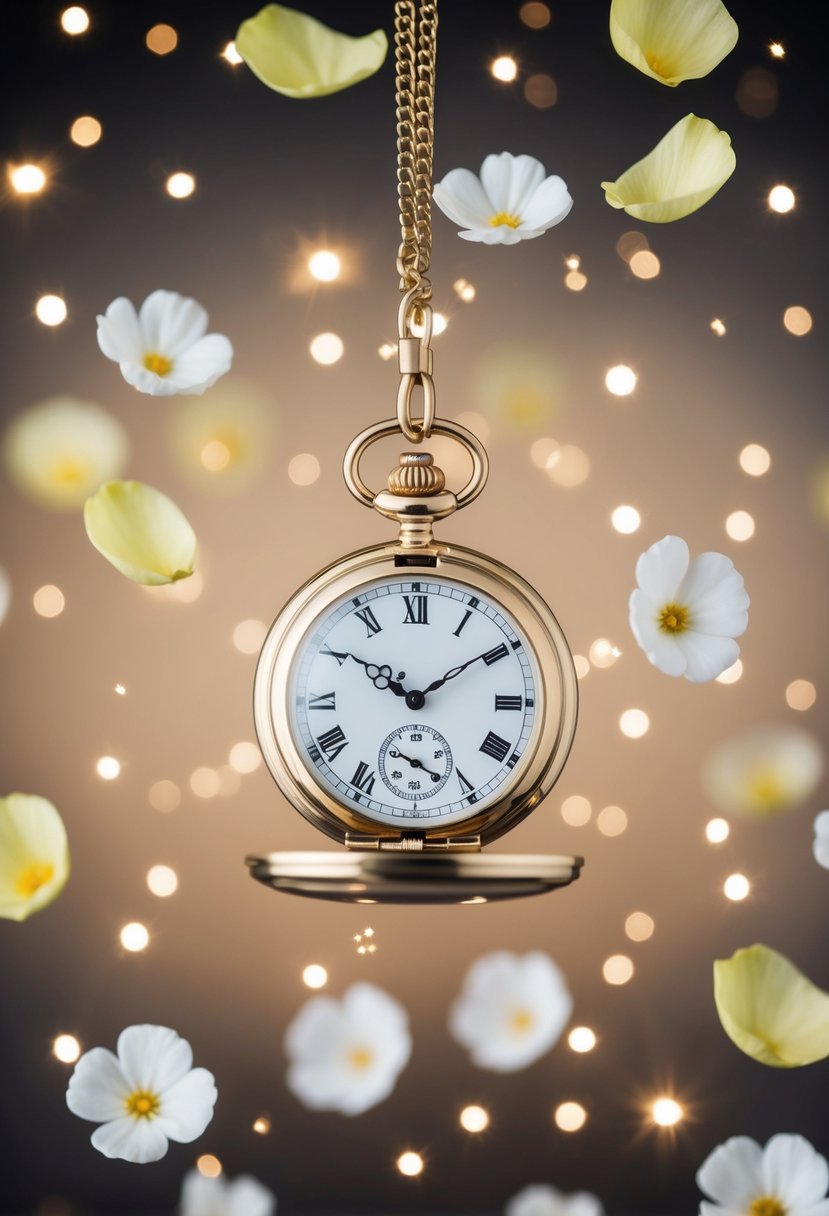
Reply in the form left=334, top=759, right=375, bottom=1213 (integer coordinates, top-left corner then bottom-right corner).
left=434, top=153, right=572, bottom=244
left=702, top=725, right=823, bottom=820
left=180, top=1167, right=275, bottom=1216
left=449, top=951, right=572, bottom=1072
left=285, top=982, right=411, bottom=1116
left=97, top=290, right=233, bottom=396
left=2, top=396, right=128, bottom=510
left=66, top=1024, right=217, bottom=1162
left=697, top=1133, right=829, bottom=1216
left=506, top=1184, right=604, bottom=1216
left=629, top=535, right=749, bottom=682
left=814, top=811, right=829, bottom=869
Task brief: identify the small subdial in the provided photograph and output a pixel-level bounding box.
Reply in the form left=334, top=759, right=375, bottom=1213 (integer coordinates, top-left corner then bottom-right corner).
left=378, top=724, right=453, bottom=801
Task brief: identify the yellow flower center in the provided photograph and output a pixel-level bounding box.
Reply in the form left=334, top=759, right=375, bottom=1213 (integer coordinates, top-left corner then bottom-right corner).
left=749, top=768, right=786, bottom=809
left=489, top=212, right=522, bottom=229
left=750, top=1199, right=786, bottom=1216
left=508, top=1008, right=534, bottom=1034
left=347, top=1046, right=374, bottom=1071
left=144, top=352, right=173, bottom=376
left=645, top=52, right=676, bottom=79
left=659, top=603, right=690, bottom=633
left=49, top=457, right=88, bottom=485
left=15, top=862, right=54, bottom=897
left=125, top=1089, right=160, bottom=1119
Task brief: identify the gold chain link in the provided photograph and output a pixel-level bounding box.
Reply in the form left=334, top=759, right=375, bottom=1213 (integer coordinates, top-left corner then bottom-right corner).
left=394, top=0, right=438, bottom=442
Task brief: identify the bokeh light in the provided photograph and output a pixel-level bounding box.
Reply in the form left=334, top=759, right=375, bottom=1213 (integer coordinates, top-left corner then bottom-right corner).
left=589, top=638, right=621, bottom=668
left=785, top=679, right=816, bottom=711
left=652, top=1098, right=683, bottom=1126
left=252, top=1116, right=271, bottom=1134
left=114, top=684, right=126, bottom=696
left=597, top=805, right=628, bottom=837
left=605, top=365, right=637, bottom=397
left=53, top=1034, right=81, bottom=1063
left=616, top=231, right=649, bottom=263
left=146, top=24, right=178, bottom=55
left=768, top=185, right=795, bottom=213
left=120, top=922, right=149, bottom=952
left=625, top=912, right=655, bottom=942
left=705, top=818, right=730, bottom=844
left=554, top=1102, right=587, bottom=1132
left=769, top=41, right=785, bottom=58
left=716, top=659, right=743, bottom=685
left=148, top=779, right=181, bottom=812
left=302, top=964, right=328, bottom=989
left=146, top=865, right=178, bottom=898
left=166, top=172, right=195, bottom=199
left=196, top=1155, right=222, bottom=1178
left=524, top=73, right=557, bottom=108
left=8, top=163, right=47, bottom=195
left=736, top=67, right=778, bottom=118
left=561, top=795, right=591, bottom=827
left=69, top=116, right=102, bottom=147
left=547, top=445, right=590, bottom=487
left=222, top=41, right=243, bottom=65
left=397, top=1151, right=424, bottom=1177
left=629, top=250, right=661, bottom=279
left=229, top=741, right=261, bottom=774
left=459, top=1105, right=490, bottom=1132
left=573, top=654, right=590, bottom=680
left=309, top=333, right=344, bottom=365
left=96, top=756, right=120, bottom=780
left=564, top=270, right=588, bottom=291
left=60, top=7, right=89, bottom=35
left=35, top=295, right=67, bottom=327
left=233, top=619, right=267, bottom=654
left=739, top=443, right=771, bottom=476
left=190, top=767, right=220, bottom=798
left=519, top=2, right=551, bottom=28
left=288, top=453, right=321, bottom=485
left=491, top=57, right=518, bottom=82
left=710, top=318, right=727, bottom=337
left=453, top=278, right=476, bottom=302
left=603, top=955, right=634, bottom=985
left=725, top=510, right=755, bottom=541
left=33, top=585, right=65, bottom=618
left=724, top=873, right=750, bottom=902
left=783, top=306, right=812, bottom=336
left=611, top=505, right=641, bottom=534
left=308, top=250, right=341, bottom=282
left=530, top=437, right=559, bottom=470
left=568, top=1026, right=597, bottom=1053
left=619, top=709, right=649, bottom=738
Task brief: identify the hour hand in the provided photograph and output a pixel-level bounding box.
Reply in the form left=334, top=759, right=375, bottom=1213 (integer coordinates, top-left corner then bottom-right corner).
left=349, top=655, right=408, bottom=698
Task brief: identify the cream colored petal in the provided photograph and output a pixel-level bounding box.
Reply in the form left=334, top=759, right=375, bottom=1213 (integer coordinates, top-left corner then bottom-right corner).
left=610, top=0, right=738, bottom=86
left=714, top=945, right=829, bottom=1067
left=702, top=725, right=823, bottom=820
left=166, top=377, right=271, bottom=495
left=84, top=481, right=198, bottom=586
left=3, top=397, right=129, bottom=510
left=0, top=793, right=70, bottom=922
left=236, top=4, right=387, bottom=99
left=602, top=113, right=736, bottom=223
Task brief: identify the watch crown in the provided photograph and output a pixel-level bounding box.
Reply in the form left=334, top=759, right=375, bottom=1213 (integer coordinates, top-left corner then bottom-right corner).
left=387, top=451, right=447, bottom=497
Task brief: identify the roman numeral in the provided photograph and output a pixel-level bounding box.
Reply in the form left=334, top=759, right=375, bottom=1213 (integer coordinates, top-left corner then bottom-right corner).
left=351, top=761, right=376, bottom=794
left=308, top=745, right=321, bottom=763
left=495, top=695, right=523, bottom=711
left=453, top=609, right=472, bottom=637
left=321, top=645, right=348, bottom=666
left=479, top=731, right=510, bottom=763
left=354, top=606, right=382, bottom=636
left=317, top=725, right=348, bottom=762
left=483, top=643, right=509, bottom=665
left=402, top=594, right=429, bottom=625
left=308, top=691, right=336, bottom=711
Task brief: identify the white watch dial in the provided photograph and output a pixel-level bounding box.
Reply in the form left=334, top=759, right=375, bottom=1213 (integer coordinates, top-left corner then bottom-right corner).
left=287, top=576, right=538, bottom=829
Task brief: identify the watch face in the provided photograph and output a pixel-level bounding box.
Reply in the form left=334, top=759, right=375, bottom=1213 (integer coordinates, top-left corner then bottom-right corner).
left=287, top=576, right=539, bottom=829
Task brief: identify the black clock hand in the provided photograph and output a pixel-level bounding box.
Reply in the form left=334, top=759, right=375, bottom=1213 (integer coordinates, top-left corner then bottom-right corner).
left=388, top=747, right=441, bottom=783
left=348, top=655, right=408, bottom=698
left=423, top=649, right=494, bottom=695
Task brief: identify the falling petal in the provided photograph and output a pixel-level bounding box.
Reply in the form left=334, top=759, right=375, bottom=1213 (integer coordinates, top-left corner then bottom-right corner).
left=84, top=481, right=198, bottom=586
left=610, top=0, right=738, bottom=86
left=0, top=793, right=70, bottom=922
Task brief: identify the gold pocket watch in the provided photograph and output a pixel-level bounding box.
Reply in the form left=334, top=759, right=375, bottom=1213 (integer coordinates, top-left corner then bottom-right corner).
left=247, top=0, right=582, bottom=904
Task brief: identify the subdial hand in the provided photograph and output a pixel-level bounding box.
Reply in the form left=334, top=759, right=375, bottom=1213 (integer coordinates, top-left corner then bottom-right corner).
left=388, top=747, right=441, bottom=783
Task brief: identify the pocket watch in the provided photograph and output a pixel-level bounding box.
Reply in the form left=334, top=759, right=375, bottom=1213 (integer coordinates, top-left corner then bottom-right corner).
left=246, top=0, right=582, bottom=904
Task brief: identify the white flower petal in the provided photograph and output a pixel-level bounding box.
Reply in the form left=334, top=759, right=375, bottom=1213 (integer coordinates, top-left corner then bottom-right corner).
left=703, top=726, right=823, bottom=819
left=226, top=1176, right=278, bottom=1216
left=434, top=168, right=496, bottom=229
left=116, top=1024, right=193, bottom=1093
left=84, top=480, right=198, bottom=585
left=138, top=290, right=204, bottom=355
left=156, top=1067, right=217, bottom=1142
left=90, top=1115, right=169, bottom=1163
left=96, top=297, right=144, bottom=364
left=180, top=1172, right=276, bottom=1216
left=163, top=334, right=234, bottom=394
left=66, top=1048, right=129, bottom=1123
left=635, top=535, right=689, bottom=601
left=628, top=589, right=688, bottom=676
left=697, top=1136, right=764, bottom=1206
left=480, top=152, right=546, bottom=215
left=679, top=552, right=749, bottom=633
left=674, top=631, right=739, bottom=683
left=763, top=1134, right=829, bottom=1205
left=459, top=226, right=533, bottom=244
left=118, top=361, right=183, bottom=397
left=519, top=175, right=574, bottom=230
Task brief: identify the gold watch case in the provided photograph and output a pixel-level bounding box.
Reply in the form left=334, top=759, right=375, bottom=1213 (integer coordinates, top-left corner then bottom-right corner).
left=248, top=539, right=582, bottom=903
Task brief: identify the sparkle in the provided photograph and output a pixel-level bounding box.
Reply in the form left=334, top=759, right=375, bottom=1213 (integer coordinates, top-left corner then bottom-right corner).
left=460, top=1104, right=490, bottom=1132
left=125, top=1089, right=159, bottom=1119
left=114, top=683, right=126, bottom=696
left=710, top=317, right=727, bottom=336
left=378, top=342, right=396, bottom=360
left=252, top=1116, right=271, bottom=1134
left=491, top=56, right=518, bottom=82
left=36, top=295, right=67, bottom=327
left=659, top=603, right=689, bottom=634
left=652, top=1097, right=683, bottom=1126
left=554, top=1102, right=587, bottom=1132
left=397, top=1151, right=424, bottom=1177
left=16, top=862, right=54, bottom=897
left=565, top=255, right=580, bottom=271
left=453, top=278, right=476, bottom=302
left=589, top=638, right=621, bottom=668
left=8, top=163, right=47, bottom=195
left=143, top=352, right=172, bottom=376
left=309, top=250, right=341, bottom=282
left=768, top=41, right=785, bottom=59
left=96, top=756, right=120, bottom=780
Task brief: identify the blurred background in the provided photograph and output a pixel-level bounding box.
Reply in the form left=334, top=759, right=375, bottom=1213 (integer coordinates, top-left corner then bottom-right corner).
left=1, top=1, right=827, bottom=1213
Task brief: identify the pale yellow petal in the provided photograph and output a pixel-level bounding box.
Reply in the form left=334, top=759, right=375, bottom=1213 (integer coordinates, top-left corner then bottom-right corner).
left=601, top=113, right=736, bottom=222
left=610, top=0, right=738, bottom=86
left=0, top=793, right=70, bottom=922
left=166, top=377, right=271, bottom=494
left=714, top=945, right=829, bottom=1068
left=84, top=481, right=198, bottom=586
left=236, top=4, right=388, bottom=99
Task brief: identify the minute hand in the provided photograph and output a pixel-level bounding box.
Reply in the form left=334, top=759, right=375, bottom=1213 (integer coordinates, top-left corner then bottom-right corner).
left=423, top=648, right=499, bottom=695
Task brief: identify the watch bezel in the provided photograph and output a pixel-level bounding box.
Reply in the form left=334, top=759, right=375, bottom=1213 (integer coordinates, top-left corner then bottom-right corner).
left=253, top=542, right=578, bottom=847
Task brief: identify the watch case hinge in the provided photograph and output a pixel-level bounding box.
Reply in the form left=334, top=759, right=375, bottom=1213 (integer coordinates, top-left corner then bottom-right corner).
left=345, top=832, right=481, bottom=853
